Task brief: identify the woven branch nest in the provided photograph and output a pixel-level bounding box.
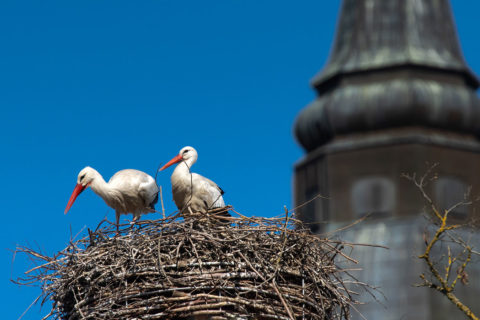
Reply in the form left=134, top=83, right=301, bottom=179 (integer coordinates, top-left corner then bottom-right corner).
left=17, top=207, right=364, bottom=320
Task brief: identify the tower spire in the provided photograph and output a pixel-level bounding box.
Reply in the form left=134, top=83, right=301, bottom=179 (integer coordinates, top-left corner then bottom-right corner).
left=295, top=0, right=480, bottom=152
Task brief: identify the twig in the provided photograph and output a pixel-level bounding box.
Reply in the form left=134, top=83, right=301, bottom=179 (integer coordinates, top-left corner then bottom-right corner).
left=406, top=165, right=479, bottom=320
left=17, top=294, right=41, bottom=320
left=159, top=185, right=166, bottom=219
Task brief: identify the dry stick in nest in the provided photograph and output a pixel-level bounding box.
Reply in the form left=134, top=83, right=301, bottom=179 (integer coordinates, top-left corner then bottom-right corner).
left=15, top=208, right=370, bottom=320
left=270, top=206, right=295, bottom=320
left=159, top=185, right=166, bottom=219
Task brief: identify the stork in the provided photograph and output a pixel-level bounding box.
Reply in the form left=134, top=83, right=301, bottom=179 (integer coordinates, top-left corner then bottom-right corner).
left=64, top=166, right=159, bottom=233
left=160, top=146, right=225, bottom=213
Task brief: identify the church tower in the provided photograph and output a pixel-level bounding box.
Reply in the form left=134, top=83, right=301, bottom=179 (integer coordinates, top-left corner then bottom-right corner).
left=294, top=0, right=480, bottom=318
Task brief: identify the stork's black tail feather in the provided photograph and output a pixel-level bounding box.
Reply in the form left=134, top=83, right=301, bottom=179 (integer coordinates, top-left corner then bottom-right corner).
left=149, top=191, right=159, bottom=210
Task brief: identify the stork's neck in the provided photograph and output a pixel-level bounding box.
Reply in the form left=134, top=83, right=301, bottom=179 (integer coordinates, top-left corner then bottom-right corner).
left=172, top=160, right=194, bottom=181
left=89, top=170, right=113, bottom=201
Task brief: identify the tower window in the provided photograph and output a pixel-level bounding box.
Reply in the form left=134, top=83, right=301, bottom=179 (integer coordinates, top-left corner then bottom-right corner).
left=351, top=177, right=395, bottom=218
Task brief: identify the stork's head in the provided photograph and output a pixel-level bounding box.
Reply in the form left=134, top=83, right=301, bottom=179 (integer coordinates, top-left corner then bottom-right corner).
left=160, top=146, right=198, bottom=171
left=77, top=166, right=96, bottom=186
left=179, top=146, right=197, bottom=161
left=64, top=166, right=96, bottom=214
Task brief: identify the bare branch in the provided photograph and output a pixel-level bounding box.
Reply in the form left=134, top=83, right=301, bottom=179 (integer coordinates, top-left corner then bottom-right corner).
left=406, top=166, right=479, bottom=320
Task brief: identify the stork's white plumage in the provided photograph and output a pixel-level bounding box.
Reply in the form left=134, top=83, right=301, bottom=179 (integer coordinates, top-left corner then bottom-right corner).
left=64, top=166, right=159, bottom=232
left=160, top=146, right=225, bottom=213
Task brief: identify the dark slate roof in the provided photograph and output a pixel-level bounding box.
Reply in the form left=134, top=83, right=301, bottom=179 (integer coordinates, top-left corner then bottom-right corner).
left=295, top=0, right=480, bottom=152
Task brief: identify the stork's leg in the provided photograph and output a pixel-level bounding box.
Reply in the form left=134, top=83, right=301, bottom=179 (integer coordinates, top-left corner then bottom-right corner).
left=129, top=215, right=141, bottom=232
left=115, top=211, right=120, bottom=235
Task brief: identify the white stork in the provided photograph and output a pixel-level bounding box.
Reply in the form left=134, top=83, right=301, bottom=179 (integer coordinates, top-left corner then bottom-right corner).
left=160, top=146, right=225, bottom=213
left=64, top=166, right=159, bottom=232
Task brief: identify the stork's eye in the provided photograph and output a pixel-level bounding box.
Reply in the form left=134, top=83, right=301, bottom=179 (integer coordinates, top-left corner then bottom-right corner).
left=183, top=150, right=189, bottom=154
left=80, top=174, right=86, bottom=181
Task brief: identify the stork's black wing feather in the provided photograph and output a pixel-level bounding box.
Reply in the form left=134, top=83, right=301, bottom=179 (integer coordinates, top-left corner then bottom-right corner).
left=149, top=190, right=159, bottom=210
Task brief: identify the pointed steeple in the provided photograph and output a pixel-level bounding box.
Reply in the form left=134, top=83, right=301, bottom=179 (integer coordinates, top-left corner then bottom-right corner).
left=295, top=0, right=480, bottom=152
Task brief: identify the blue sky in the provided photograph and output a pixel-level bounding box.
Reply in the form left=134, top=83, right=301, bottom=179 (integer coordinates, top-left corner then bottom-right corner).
left=3, top=1, right=480, bottom=319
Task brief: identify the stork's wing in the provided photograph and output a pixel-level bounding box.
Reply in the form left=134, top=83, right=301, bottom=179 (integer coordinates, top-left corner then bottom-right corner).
left=109, top=169, right=149, bottom=185
left=192, top=173, right=225, bottom=208
left=201, top=175, right=224, bottom=195
left=138, top=177, right=159, bottom=210
left=110, top=169, right=159, bottom=209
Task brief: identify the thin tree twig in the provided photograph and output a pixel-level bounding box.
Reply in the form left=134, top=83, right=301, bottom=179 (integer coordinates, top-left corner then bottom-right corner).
left=406, top=166, right=479, bottom=320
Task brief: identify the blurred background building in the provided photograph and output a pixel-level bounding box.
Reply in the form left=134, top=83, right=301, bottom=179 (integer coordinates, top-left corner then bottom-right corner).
left=293, top=0, right=480, bottom=319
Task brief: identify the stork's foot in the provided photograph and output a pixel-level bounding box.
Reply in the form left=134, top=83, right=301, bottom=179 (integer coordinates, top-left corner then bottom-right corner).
left=129, top=217, right=140, bottom=232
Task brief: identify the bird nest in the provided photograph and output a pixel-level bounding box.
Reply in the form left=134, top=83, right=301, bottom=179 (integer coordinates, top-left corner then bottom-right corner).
left=16, top=207, right=366, bottom=320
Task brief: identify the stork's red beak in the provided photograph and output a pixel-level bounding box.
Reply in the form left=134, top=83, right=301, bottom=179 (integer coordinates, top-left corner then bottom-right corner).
left=159, top=154, right=183, bottom=171
left=64, top=183, right=87, bottom=214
